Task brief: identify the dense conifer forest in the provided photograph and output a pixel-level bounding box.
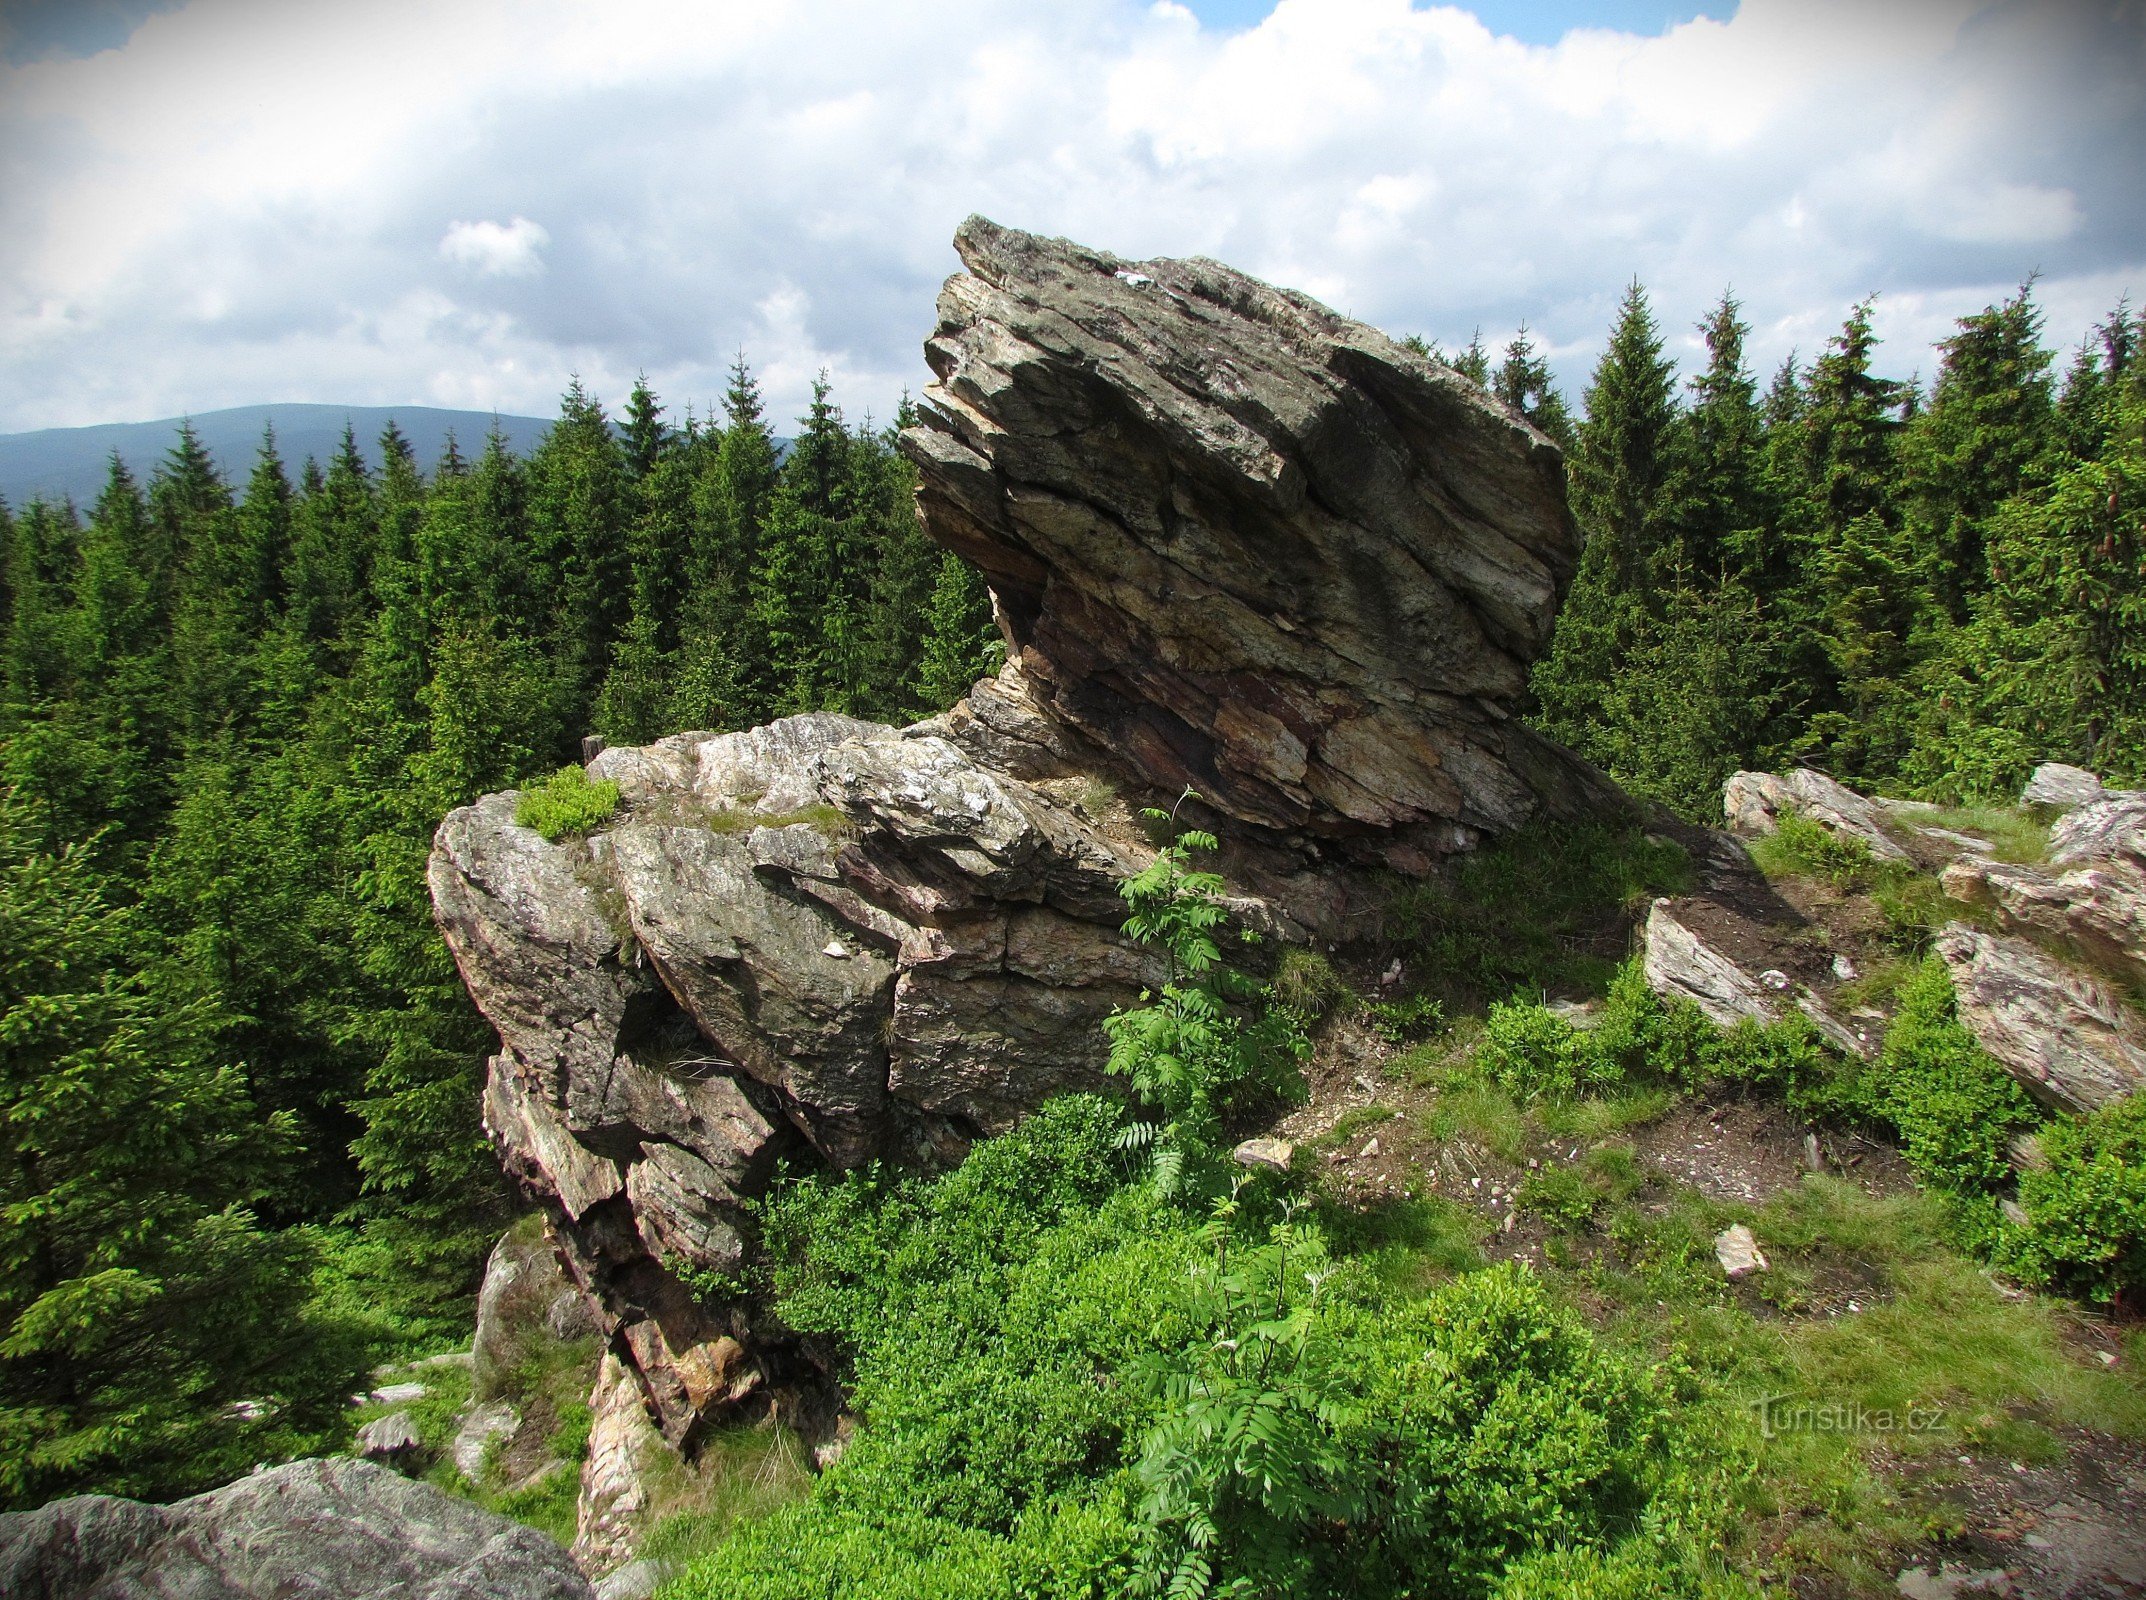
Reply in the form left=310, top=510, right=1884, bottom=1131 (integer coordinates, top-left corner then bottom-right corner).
left=2, top=276, right=2142, bottom=1533
left=0, top=363, right=998, bottom=1505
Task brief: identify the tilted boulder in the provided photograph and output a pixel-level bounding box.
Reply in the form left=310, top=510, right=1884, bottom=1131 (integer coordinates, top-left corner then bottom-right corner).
left=0, top=1458, right=593, bottom=1600
left=1934, top=923, right=2146, bottom=1112
left=899, top=215, right=1623, bottom=857
left=1721, top=769, right=1909, bottom=862
left=1639, top=899, right=1869, bottom=1058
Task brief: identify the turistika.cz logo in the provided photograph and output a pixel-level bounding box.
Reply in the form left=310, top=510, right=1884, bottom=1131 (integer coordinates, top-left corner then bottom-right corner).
left=1748, top=1394, right=1948, bottom=1440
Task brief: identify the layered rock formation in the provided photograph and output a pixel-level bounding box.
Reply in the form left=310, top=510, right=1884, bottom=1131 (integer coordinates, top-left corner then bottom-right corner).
left=1942, top=792, right=2146, bottom=993
left=901, top=215, right=1621, bottom=859
left=430, top=219, right=1622, bottom=1454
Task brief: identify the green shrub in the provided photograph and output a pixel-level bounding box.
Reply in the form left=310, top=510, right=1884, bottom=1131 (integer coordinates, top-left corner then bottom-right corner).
left=1274, top=946, right=1347, bottom=1016
left=1518, top=1166, right=1603, bottom=1228
left=1876, top=958, right=2042, bottom=1193
left=681, top=1098, right=1748, bottom=1600
left=1748, top=810, right=1878, bottom=888
left=513, top=765, right=620, bottom=841
left=1369, top=992, right=1447, bottom=1043
left=1518, top=1147, right=1645, bottom=1232
left=2010, top=1095, right=2146, bottom=1304
left=1477, top=1000, right=1615, bottom=1101
left=1105, top=814, right=1308, bottom=1198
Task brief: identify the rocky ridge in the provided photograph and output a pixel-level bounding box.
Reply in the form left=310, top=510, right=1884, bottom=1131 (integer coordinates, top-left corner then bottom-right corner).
left=1668, top=764, right=2146, bottom=1115
left=428, top=219, right=1624, bottom=1465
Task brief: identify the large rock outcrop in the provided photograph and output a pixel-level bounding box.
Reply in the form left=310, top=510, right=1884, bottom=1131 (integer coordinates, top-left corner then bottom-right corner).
left=429, top=219, right=1628, bottom=1453
left=1943, top=792, right=2146, bottom=990
left=0, top=1458, right=594, bottom=1600
left=899, top=216, right=1621, bottom=859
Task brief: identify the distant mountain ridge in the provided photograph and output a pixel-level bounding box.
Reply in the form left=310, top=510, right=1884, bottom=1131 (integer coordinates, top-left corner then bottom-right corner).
left=0, top=404, right=559, bottom=511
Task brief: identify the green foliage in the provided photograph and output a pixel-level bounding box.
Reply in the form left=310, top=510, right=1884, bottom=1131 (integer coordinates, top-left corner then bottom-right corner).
left=1105, top=809, right=1309, bottom=1197
left=513, top=763, right=621, bottom=841
left=2009, top=1094, right=2146, bottom=1303
left=1519, top=1147, right=1646, bottom=1231
left=1526, top=283, right=2146, bottom=813
left=684, top=1098, right=1746, bottom=1600
left=1273, top=946, right=1346, bottom=1017
left=1368, top=992, right=1447, bottom=1043
left=0, top=788, right=365, bottom=1506
left=1874, top=958, right=2043, bottom=1194
left=1747, top=810, right=1877, bottom=888
left=1478, top=998, right=1620, bottom=1101
left=0, top=364, right=998, bottom=1496
left=1384, top=822, right=1689, bottom=1002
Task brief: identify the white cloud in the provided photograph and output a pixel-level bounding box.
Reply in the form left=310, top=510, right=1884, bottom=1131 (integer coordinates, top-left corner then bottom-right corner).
left=440, top=217, right=551, bottom=278
left=0, top=0, right=2136, bottom=435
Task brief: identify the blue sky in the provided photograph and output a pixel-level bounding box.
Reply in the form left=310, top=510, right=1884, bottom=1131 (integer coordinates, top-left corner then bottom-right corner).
left=1179, top=1, right=1724, bottom=44
left=0, top=0, right=2136, bottom=435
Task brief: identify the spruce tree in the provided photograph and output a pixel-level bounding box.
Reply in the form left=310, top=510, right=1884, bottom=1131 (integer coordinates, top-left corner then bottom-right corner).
left=1531, top=283, right=1683, bottom=788
left=913, top=552, right=1001, bottom=713
left=1678, top=294, right=1766, bottom=580
left=527, top=380, right=631, bottom=738
left=1900, top=284, right=2056, bottom=619
left=0, top=787, right=358, bottom=1507
left=1493, top=326, right=1575, bottom=450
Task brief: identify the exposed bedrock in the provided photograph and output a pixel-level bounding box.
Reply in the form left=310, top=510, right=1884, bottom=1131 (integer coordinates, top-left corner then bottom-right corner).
left=430, top=219, right=1634, bottom=1453
left=898, top=215, right=1623, bottom=856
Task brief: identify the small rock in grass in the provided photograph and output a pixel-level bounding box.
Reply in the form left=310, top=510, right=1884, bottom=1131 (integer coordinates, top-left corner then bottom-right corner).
left=1714, top=1225, right=1769, bottom=1280
left=1231, top=1137, right=1294, bottom=1174
left=356, top=1411, right=424, bottom=1470
left=597, top=1560, right=678, bottom=1600
left=1759, top=968, right=1791, bottom=991
left=1360, top=1136, right=1380, bottom=1158
left=2000, top=1198, right=2030, bottom=1227
left=1803, top=1132, right=1824, bottom=1172
left=368, top=1381, right=427, bottom=1407
left=1832, top=953, right=1858, bottom=981
left=452, top=1398, right=520, bottom=1481
left=1895, top=1564, right=2014, bottom=1600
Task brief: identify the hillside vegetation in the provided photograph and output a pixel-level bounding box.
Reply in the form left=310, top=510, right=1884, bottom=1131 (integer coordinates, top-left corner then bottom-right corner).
left=0, top=366, right=998, bottom=1507
left=2, top=273, right=2142, bottom=1600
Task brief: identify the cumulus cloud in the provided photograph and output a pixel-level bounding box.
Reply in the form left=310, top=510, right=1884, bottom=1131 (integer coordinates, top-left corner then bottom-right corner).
left=0, top=0, right=2137, bottom=435
left=439, top=216, right=550, bottom=277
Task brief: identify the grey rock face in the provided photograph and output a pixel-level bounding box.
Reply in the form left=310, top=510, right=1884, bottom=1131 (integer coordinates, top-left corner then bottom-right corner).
left=354, top=1411, right=422, bottom=1468
left=1722, top=769, right=1909, bottom=862
left=1639, top=899, right=1869, bottom=1058
left=1935, top=923, right=2146, bottom=1111
left=1642, top=899, right=1777, bottom=1030
left=0, top=1457, right=593, bottom=1600
left=1941, top=793, right=2146, bottom=990
left=2022, top=762, right=2107, bottom=810
left=433, top=714, right=1173, bottom=1443
left=899, top=216, right=1621, bottom=855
